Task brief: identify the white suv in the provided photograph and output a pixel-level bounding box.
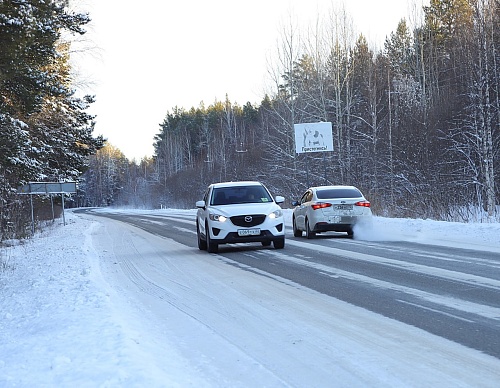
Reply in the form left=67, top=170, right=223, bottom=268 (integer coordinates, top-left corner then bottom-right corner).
left=196, top=181, right=285, bottom=253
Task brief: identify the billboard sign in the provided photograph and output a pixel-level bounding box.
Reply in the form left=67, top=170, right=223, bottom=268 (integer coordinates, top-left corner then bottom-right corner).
left=294, top=122, right=334, bottom=154
left=17, top=182, right=77, bottom=232
left=18, top=182, right=77, bottom=194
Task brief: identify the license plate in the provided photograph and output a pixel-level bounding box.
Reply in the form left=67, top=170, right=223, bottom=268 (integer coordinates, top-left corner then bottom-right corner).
left=336, top=204, right=353, bottom=210
left=238, top=228, right=261, bottom=236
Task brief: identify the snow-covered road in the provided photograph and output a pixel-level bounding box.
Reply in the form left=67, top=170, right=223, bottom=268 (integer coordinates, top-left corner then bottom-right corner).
left=1, top=209, right=499, bottom=387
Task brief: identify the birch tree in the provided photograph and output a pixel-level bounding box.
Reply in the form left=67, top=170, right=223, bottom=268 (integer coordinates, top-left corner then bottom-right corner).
left=324, top=5, right=356, bottom=183
left=265, top=14, right=305, bottom=193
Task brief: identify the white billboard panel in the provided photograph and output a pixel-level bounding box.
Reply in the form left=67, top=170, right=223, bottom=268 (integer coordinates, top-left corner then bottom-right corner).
left=294, top=122, right=334, bottom=154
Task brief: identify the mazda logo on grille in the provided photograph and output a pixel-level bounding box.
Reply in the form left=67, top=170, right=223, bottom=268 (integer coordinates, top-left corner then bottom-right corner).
left=245, top=216, right=253, bottom=222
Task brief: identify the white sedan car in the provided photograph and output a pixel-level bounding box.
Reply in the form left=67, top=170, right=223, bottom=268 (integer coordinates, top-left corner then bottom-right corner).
left=196, top=181, right=285, bottom=253
left=292, top=185, right=372, bottom=239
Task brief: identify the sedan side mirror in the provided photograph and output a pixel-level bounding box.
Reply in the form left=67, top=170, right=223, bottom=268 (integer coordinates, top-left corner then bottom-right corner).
left=291, top=201, right=300, bottom=207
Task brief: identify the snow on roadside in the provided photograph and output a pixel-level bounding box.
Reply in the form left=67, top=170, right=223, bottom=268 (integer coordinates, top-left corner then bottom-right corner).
left=0, top=213, right=198, bottom=387
left=353, top=215, right=500, bottom=252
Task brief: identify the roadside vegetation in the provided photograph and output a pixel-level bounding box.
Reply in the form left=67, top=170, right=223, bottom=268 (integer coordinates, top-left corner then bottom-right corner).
left=0, top=0, right=103, bottom=241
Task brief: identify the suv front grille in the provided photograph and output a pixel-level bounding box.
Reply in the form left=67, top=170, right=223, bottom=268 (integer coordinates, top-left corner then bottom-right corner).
left=231, top=214, right=266, bottom=227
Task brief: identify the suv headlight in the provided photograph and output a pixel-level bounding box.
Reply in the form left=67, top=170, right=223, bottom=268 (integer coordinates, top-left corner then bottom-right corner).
left=209, top=213, right=227, bottom=222
left=268, top=209, right=283, bottom=219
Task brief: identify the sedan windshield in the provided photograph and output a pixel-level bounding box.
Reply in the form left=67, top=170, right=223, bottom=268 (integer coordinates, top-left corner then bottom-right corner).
left=316, top=188, right=362, bottom=199
left=211, top=186, right=273, bottom=205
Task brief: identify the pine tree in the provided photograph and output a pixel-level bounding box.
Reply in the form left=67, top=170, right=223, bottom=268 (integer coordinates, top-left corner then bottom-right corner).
left=0, top=0, right=90, bottom=115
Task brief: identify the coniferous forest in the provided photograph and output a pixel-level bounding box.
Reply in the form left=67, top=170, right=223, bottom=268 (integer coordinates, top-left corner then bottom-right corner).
left=1, top=0, right=499, bottom=241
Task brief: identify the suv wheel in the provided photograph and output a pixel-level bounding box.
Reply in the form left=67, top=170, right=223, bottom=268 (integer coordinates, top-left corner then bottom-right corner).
left=273, top=237, right=285, bottom=249
left=206, top=222, right=218, bottom=253
left=197, top=220, right=207, bottom=250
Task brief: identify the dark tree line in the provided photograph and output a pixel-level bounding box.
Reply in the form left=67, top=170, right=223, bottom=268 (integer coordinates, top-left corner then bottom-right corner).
left=82, top=0, right=498, bottom=222
left=0, top=0, right=103, bottom=241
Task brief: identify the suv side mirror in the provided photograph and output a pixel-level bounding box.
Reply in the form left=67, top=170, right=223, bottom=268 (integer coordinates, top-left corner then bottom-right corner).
left=196, top=200, right=206, bottom=208
left=275, top=195, right=285, bottom=204
left=291, top=201, right=300, bottom=206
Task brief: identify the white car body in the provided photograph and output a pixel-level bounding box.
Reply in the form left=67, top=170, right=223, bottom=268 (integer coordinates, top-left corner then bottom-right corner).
left=196, top=181, right=285, bottom=253
left=292, top=185, right=372, bottom=239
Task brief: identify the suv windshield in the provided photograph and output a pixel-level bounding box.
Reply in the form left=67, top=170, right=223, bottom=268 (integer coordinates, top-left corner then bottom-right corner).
left=211, top=185, right=273, bottom=205
left=316, top=188, right=362, bottom=199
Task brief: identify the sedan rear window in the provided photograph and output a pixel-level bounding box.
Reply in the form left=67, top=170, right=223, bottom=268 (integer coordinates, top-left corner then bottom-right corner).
left=316, top=188, right=362, bottom=199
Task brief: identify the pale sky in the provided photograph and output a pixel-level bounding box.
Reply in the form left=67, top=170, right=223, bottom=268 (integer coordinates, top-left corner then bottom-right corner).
left=73, top=0, right=428, bottom=161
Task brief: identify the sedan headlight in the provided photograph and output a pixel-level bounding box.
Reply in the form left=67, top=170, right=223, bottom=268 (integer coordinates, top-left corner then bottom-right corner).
left=209, top=213, right=227, bottom=222
left=268, top=209, right=283, bottom=219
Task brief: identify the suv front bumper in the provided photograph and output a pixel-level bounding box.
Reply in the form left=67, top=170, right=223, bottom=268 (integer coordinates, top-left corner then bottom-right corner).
left=210, top=223, right=284, bottom=244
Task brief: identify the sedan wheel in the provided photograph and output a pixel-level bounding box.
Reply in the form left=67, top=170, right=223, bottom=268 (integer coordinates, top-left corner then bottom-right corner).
left=305, top=219, right=316, bottom=239
left=292, top=218, right=302, bottom=237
